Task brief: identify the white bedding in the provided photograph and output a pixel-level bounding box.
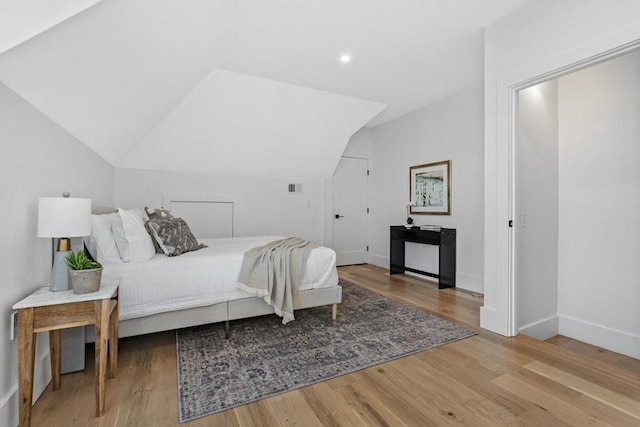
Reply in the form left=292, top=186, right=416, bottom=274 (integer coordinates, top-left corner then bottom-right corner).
left=102, top=236, right=338, bottom=320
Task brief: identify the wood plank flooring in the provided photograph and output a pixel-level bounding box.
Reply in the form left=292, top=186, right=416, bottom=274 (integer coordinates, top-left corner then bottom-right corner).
left=29, top=264, right=640, bottom=426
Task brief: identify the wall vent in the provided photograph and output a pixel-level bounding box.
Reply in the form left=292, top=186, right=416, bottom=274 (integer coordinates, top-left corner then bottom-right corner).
left=288, top=183, right=302, bottom=193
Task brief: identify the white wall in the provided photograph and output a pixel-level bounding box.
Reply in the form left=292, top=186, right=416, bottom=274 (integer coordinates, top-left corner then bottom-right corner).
left=115, top=168, right=324, bottom=244
left=0, top=83, right=115, bottom=426
left=368, top=83, right=484, bottom=293
left=557, top=50, right=640, bottom=358
left=516, top=81, right=559, bottom=339
left=482, top=0, right=640, bottom=335
left=342, top=128, right=373, bottom=159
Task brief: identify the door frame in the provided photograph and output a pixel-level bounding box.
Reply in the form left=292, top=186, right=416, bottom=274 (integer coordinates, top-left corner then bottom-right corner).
left=505, top=41, right=640, bottom=336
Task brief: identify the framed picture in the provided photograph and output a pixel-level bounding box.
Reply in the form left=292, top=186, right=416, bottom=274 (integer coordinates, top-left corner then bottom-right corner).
left=409, top=160, right=451, bottom=215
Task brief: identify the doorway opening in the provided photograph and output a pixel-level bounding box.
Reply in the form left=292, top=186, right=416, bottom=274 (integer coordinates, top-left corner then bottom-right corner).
left=511, top=45, right=640, bottom=357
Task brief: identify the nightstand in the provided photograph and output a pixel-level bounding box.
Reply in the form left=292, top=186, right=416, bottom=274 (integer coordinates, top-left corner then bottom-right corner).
left=13, top=282, right=119, bottom=427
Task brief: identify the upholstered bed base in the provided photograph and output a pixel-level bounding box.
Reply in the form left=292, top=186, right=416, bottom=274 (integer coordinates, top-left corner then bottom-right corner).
left=115, top=285, right=342, bottom=338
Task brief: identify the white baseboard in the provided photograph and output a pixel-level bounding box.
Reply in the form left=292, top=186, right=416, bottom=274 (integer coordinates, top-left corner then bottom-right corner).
left=367, top=252, right=387, bottom=268
left=0, top=385, right=17, bottom=427
left=0, top=349, right=51, bottom=427
left=480, top=305, right=512, bottom=336
left=558, top=315, right=640, bottom=359
left=480, top=305, right=496, bottom=332
left=367, top=253, right=483, bottom=293
left=405, top=260, right=439, bottom=276
left=336, top=250, right=367, bottom=266
left=454, top=272, right=483, bottom=294
left=519, top=315, right=559, bottom=340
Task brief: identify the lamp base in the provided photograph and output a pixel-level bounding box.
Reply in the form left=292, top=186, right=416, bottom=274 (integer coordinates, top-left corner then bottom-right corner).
left=50, top=250, right=70, bottom=292
left=57, top=237, right=71, bottom=252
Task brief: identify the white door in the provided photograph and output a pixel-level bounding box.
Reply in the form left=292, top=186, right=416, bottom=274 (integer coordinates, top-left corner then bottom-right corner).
left=333, top=157, right=368, bottom=266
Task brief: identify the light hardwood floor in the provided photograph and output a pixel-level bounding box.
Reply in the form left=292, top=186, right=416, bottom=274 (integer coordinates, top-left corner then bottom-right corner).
left=29, top=264, right=640, bottom=426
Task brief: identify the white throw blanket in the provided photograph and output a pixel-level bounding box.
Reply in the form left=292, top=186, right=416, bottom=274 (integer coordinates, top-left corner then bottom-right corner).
left=237, top=237, right=317, bottom=324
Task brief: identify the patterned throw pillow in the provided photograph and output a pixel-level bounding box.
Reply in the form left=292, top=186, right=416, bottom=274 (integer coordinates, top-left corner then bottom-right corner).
left=144, top=207, right=176, bottom=253
left=144, top=206, right=175, bottom=222
left=145, top=217, right=207, bottom=257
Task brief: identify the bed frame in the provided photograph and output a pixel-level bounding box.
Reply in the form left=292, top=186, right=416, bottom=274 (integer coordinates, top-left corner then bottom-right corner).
left=116, top=285, right=342, bottom=339
left=86, top=206, right=343, bottom=341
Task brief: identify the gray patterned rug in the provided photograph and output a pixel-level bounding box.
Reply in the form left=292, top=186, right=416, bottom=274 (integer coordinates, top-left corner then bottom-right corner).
left=176, top=280, right=475, bottom=422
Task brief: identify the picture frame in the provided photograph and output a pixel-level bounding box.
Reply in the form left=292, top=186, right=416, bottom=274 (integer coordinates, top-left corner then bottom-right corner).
left=409, top=160, right=451, bottom=215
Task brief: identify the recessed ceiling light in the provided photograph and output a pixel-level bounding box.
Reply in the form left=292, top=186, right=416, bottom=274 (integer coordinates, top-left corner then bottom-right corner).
left=340, top=54, right=351, bottom=63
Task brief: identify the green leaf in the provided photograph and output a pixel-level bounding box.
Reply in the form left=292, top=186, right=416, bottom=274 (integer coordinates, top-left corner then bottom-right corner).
left=65, top=251, right=102, bottom=270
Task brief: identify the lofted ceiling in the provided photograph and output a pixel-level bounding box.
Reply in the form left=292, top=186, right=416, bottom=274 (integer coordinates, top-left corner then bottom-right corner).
left=0, top=0, right=528, bottom=179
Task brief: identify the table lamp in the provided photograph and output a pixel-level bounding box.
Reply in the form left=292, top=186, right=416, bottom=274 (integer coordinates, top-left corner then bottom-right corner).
left=38, top=192, right=91, bottom=291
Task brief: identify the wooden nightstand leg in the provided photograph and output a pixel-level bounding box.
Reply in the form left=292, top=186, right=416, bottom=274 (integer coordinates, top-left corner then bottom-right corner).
left=94, top=299, right=109, bottom=417
left=108, top=301, right=118, bottom=378
left=18, top=308, right=35, bottom=427
left=49, top=329, right=61, bottom=391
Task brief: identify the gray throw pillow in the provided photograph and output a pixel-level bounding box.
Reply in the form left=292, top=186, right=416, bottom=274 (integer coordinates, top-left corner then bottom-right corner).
left=145, top=218, right=207, bottom=257
left=144, top=207, right=176, bottom=253
left=144, top=206, right=175, bottom=221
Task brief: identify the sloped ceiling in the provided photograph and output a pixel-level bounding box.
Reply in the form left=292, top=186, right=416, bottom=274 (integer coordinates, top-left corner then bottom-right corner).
left=0, top=0, right=100, bottom=53
left=121, top=69, right=383, bottom=177
left=0, top=0, right=528, bottom=179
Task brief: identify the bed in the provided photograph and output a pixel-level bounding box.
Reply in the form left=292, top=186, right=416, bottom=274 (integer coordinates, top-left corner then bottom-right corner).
left=100, top=235, right=341, bottom=338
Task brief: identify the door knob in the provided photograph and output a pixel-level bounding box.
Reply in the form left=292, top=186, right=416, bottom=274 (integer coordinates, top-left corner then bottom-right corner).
left=335, top=214, right=344, bottom=219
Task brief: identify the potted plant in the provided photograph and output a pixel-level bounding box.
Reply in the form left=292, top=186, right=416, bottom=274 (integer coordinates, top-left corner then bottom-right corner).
left=66, top=251, right=103, bottom=294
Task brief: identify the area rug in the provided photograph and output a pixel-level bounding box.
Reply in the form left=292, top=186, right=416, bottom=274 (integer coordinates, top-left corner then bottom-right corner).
left=176, top=279, right=475, bottom=422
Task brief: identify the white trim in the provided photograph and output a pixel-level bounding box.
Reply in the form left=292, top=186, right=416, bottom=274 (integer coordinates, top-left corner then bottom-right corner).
left=480, top=305, right=510, bottom=336
left=321, top=177, right=327, bottom=247
left=161, top=192, right=236, bottom=237
left=558, top=315, right=640, bottom=359
left=367, top=254, right=483, bottom=293
left=161, top=192, right=236, bottom=204
left=483, top=19, right=640, bottom=337
left=519, top=315, right=559, bottom=341
left=368, top=252, right=388, bottom=269
left=405, top=260, right=438, bottom=276
left=507, top=83, right=517, bottom=336
left=323, top=176, right=334, bottom=249
left=506, top=41, right=640, bottom=336
left=0, top=384, right=18, bottom=427
left=336, top=251, right=367, bottom=266
left=454, top=273, right=483, bottom=294
left=0, top=349, right=51, bottom=427
left=509, top=40, right=640, bottom=93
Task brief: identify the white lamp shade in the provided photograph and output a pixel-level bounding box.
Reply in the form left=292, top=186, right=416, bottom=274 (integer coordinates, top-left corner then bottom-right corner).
left=38, top=197, right=91, bottom=238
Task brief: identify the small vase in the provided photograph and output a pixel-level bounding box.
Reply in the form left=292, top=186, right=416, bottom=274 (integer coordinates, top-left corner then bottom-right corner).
left=68, top=267, right=103, bottom=294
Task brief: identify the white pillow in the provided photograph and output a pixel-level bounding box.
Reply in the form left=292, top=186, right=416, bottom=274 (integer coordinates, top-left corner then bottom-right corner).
left=112, top=208, right=155, bottom=262
left=85, top=213, right=122, bottom=265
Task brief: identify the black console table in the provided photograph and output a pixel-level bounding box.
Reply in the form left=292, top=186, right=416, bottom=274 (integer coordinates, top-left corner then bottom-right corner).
left=390, top=226, right=456, bottom=289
